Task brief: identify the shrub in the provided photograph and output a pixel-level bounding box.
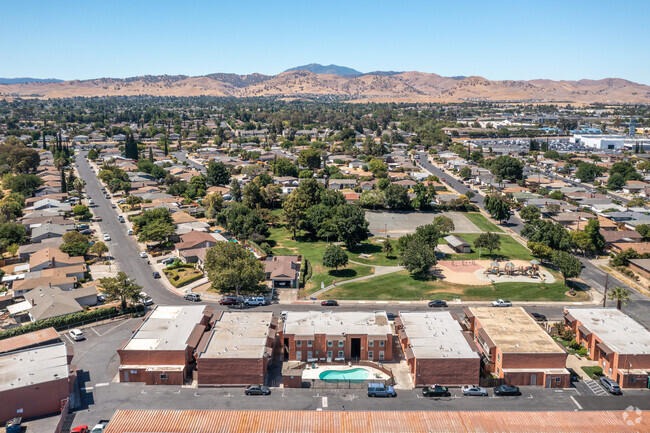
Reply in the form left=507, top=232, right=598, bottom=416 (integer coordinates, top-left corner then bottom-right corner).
left=569, top=339, right=581, bottom=350
left=578, top=347, right=588, bottom=357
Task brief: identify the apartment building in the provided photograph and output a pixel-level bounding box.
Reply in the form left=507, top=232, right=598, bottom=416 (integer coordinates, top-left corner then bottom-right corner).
left=464, top=307, right=570, bottom=388
left=565, top=308, right=650, bottom=388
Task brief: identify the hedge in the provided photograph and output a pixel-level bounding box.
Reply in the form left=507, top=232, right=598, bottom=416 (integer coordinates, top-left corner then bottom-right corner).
left=0, top=305, right=144, bottom=340
left=163, top=269, right=204, bottom=288
left=301, top=258, right=311, bottom=287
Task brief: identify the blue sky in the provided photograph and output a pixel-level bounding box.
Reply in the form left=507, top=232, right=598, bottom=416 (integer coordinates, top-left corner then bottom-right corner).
left=1, top=0, right=649, bottom=83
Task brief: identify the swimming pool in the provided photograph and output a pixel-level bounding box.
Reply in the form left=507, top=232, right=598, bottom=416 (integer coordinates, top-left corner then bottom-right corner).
left=319, top=368, right=370, bottom=383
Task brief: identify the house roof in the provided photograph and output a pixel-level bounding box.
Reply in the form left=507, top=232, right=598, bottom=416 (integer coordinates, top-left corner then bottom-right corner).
left=175, top=231, right=222, bottom=251
left=264, top=255, right=300, bottom=280
left=29, top=247, right=85, bottom=269
left=24, top=285, right=97, bottom=321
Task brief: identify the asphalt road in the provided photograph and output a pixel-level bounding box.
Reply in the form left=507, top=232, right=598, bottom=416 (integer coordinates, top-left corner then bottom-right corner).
left=172, top=150, right=206, bottom=173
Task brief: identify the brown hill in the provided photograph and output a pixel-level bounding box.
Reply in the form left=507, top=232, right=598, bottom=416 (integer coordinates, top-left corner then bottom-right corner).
left=1, top=70, right=649, bottom=103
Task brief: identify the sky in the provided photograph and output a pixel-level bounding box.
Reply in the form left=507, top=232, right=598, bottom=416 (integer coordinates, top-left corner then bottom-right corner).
left=1, top=0, right=649, bottom=84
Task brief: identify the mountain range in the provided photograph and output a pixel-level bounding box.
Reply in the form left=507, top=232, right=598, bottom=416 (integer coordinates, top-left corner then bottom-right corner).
left=0, top=77, right=63, bottom=85
left=1, top=65, right=648, bottom=103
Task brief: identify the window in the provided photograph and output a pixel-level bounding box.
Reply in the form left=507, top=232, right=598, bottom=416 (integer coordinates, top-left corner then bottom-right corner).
left=296, top=351, right=302, bottom=360
left=160, top=374, right=168, bottom=380
left=555, top=377, right=561, bottom=383
left=631, top=377, right=636, bottom=383
left=338, top=340, right=344, bottom=347
left=379, top=351, right=384, bottom=361
left=379, top=340, right=385, bottom=347
left=368, top=351, right=374, bottom=360
left=327, top=351, right=333, bottom=359
left=327, top=340, right=333, bottom=347
left=497, top=353, right=501, bottom=362
left=307, top=351, right=313, bottom=359
left=308, top=340, right=313, bottom=347
left=496, top=367, right=500, bottom=375
left=369, top=341, right=374, bottom=347
left=338, top=351, right=344, bottom=358
left=296, top=340, right=302, bottom=347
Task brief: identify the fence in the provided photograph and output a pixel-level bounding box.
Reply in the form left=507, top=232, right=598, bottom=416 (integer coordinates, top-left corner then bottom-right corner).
left=308, top=377, right=394, bottom=389
left=479, top=377, right=505, bottom=388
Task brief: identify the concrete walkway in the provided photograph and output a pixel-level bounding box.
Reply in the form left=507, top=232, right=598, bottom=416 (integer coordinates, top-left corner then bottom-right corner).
left=566, top=353, right=598, bottom=380
left=309, top=261, right=405, bottom=299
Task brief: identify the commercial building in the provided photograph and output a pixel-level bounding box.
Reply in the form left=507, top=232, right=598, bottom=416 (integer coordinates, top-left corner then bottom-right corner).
left=564, top=308, right=650, bottom=388
left=396, top=312, right=480, bottom=386
left=117, top=305, right=213, bottom=385
left=464, top=307, right=569, bottom=387
left=282, top=311, right=393, bottom=362
left=196, top=311, right=277, bottom=386
left=0, top=341, right=75, bottom=424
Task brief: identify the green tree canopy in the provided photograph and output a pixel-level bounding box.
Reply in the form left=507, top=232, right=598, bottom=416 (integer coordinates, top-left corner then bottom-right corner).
left=322, top=244, right=349, bottom=271
left=99, top=271, right=143, bottom=309
left=551, top=250, right=582, bottom=283
left=204, top=242, right=265, bottom=297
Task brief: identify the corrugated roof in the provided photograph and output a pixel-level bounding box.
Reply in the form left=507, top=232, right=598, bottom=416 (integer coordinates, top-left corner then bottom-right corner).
left=0, top=327, right=60, bottom=354
left=104, top=410, right=650, bottom=433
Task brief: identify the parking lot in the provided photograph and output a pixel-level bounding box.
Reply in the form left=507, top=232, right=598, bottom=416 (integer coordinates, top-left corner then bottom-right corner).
left=365, top=211, right=482, bottom=238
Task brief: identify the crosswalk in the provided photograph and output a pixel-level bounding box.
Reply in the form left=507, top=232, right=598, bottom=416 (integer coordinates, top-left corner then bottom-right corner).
left=584, top=380, right=608, bottom=396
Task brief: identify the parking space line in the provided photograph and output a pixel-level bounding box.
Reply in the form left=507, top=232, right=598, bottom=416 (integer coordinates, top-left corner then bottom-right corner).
left=95, top=382, right=109, bottom=388
left=63, top=334, right=75, bottom=344
left=570, top=396, right=583, bottom=410
left=91, top=317, right=133, bottom=337
left=322, top=397, right=328, bottom=408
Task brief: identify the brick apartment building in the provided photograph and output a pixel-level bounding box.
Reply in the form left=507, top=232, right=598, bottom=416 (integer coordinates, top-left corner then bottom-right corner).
left=282, top=311, right=393, bottom=362
left=196, top=311, right=277, bottom=386
left=565, top=308, right=650, bottom=388
left=464, top=307, right=570, bottom=388
left=396, top=312, right=480, bottom=387
left=117, top=305, right=213, bottom=385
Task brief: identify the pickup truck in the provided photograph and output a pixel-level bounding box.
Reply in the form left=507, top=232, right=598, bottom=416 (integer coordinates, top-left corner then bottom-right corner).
left=492, top=299, right=512, bottom=307
left=91, top=419, right=110, bottom=433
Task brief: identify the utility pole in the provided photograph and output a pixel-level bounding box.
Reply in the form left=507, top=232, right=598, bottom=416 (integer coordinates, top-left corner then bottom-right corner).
left=602, top=274, right=609, bottom=307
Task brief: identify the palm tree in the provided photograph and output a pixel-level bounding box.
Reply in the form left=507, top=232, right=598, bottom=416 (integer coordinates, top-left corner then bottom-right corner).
left=607, top=286, right=630, bottom=310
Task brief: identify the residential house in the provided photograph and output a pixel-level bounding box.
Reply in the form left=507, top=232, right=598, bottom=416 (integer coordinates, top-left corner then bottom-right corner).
left=24, top=285, right=98, bottom=322
left=264, top=255, right=301, bottom=289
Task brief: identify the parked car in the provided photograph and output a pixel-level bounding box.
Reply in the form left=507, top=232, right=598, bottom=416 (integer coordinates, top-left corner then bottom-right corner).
left=97, top=294, right=108, bottom=303
left=245, top=297, right=268, bottom=306
left=92, top=216, right=102, bottom=222
left=152, top=271, right=161, bottom=279
left=88, top=199, right=94, bottom=205
left=161, top=257, right=175, bottom=265
left=367, top=383, right=396, bottom=398
left=244, top=384, right=271, bottom=395
left=69, top=328, right=85, bottom=341
left=80, top=229, right=94, bottom=235
left=422, top=385, right=451, bottom=397
left=90, top=420, right=110, bottom=433
left=140, top=293, right=154, bottom=306
left=5, top=417, right=22, bottom=433
left=321, top=300, right=338, bottom=306
left=530, top=312, right=547, bottom=322
left=428, top=300, right=447, bottom=308
left=127, top=229, right=133, bottom=235
left=492, top=299, right=512, bottom=307
left=219, top=297, right=237, bottom=306
left=103, top=233, right=111, bottom=241
left=184, top=293, right=201, bottom=302
left=71, top=426, right=89, bottom=433
left=118, top=215, right=125, bottom=222
left=462, top=385, right=488, bottom=396
left=386, top=312, right=397, bottom=321
left=76, top=224, right=89, bottom=230
left=139, top=252, right=147, bottom=258
left=105, top=193, right=111, bottom=199
left=600, top=377, right=622, bottom=395
left=493, top=384, right=521, bottom=396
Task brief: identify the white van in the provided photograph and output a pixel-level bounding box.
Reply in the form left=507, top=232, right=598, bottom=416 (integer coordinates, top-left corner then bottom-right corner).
left=244, top=297, right=268, bottom=306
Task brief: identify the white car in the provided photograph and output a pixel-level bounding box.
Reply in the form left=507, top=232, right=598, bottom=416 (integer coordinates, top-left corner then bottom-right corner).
left=492, top=299, right=512, bottom=307
left=462, top=385, right=488, bottom=396
left=103, top=233, right=111, bottom=241
left=69, top=328, right=85, bottom=341
left=140, top=292, right=154, bottom=306
left=139, top=252, right=147, bottom=258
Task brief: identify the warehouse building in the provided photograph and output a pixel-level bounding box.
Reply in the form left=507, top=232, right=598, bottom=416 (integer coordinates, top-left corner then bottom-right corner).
left=464, top=307, right=570, bottom=387
left=396, top=312, right=480, bottom=386
left=117, top=305, right=213, bottom=385
left=564, top=308, right=650, bottom=388
left=196, top=311, right=277, bottom=386
left=282, top=311, right=393, bottom=362
left=0, top=341, right=75, bottom=424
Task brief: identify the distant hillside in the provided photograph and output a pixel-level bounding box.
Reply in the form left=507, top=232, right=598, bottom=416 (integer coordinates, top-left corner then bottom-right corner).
left=0, top=77, right=63, bottom=85
left=284, top=64, right=362, bottom=76
left=1, top=70, right=649, bottom=104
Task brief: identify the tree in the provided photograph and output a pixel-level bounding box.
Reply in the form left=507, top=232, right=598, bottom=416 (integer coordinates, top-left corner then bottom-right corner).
left=203, top=192, right=224, bottom=219
left=124, top=133, right=138, bottom=160
left=610, top=161, right=642, bottom=182
left=99, top=271, right=142, bottom=309
left=220, top=203, right=269, bottom=240
left=584, top=219, right=605, bottom=254
left=607, top=173, right=626, bottom=190
left=60, top=230, right=90, bottom=256
left=148, top=147, right=154, bottom=163
left=571, top=231, right=593, bottom=256
left=333, top=203, right=369, bottom=248
left=607, top=286, right=630, bottom=310
left=382, top=240, right=394, bottom=256
left=527, top=241, right=553, bottom=261
left=519, top=205, right=541, bottom=222
left=138, top=218, right=175, bottom=243
left=206, top=161, right=230, bottom=186
left=384, top=184, right=410, bottom=209
left=322, top=244, right=349, bottom=271
left=432, top=215, right=454, bottom=235
left=89, top=241, right=109, bottom=258
left=485, top=196, right=510, bottom=223
left=474, top=232, right=501, bottom=257
left=415, top=224, right=442, bottom=246
left=549, top=190, right=564, bottom=200
left=73, top=178, right=84, bottom=195
left=229, top=179, right=242, bottom=202
left=368, top=158, right=388, bottom=178
left=204, top=242, right=265, bottom=297
left=273, top=157, right=299, bottom=177
left=0, top=222, right=27, bottom=248
left=487, top=155, right=523, bottom=181
left=459, top=166, right=472, bottom=179
left=399, top=236, right=437, bottom=277
left=298, top=148, right=321, bottom=171
left=575, top=162, right=605, bottom=183
left=635, top=224, right=650, bottom=240
left=5, top=174, right=43, bottom=198
left=282, top=191, right=306, bottom=240
left=359, top=189, right=386, bottom=210
left=551, top=250, right=582, bottom=283
left=522, top=219, right=573, bottom=251
left=73, top=204, right=90, bottom=217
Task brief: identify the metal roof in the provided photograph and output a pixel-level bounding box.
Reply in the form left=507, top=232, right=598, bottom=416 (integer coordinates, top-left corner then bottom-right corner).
left=103, top=410, right=650, bottom=433
left=0, top=327, right=60, bottom=354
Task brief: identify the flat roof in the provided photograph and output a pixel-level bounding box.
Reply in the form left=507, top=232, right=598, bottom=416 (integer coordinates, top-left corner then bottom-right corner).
left=199, top=312, right=273, bottom=359
left=103, top=410, right=650, bottom=433
left=283, top=311, right=391, bottom=337
left=399, top=312, right=478, bottom=360
left=123, top=305, right=207, bottom=351
left=566, top=308, right=650, bottom=355
left=469, top=307, right=564, bottom=354
left=0, top=342, right=69, bottom=392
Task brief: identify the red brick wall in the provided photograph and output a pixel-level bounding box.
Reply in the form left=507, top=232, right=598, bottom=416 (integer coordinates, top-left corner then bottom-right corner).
left=118, top=349, right=189, bottom=367
left=197, top=358, right=267, bottom=386
left=0, top=377, right=71, bottom=424
left=145, top=369, right=184, bottom=386
left=283, top=333, right=393, bottom=362
left=412, top=358, right=480, bottom=387
left=503, top=371, right=570, bottom=388
left=500, top=352, right=568, bottom=370
left=283, top=374, right=303, bottom=388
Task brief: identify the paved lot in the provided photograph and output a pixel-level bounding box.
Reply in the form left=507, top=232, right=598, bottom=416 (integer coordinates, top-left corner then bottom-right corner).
left=366, top=211, right=482, bottom=238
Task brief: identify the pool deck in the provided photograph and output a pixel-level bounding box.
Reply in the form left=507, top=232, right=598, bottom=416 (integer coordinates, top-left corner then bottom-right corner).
left=302, top=364, right=391, bottom=382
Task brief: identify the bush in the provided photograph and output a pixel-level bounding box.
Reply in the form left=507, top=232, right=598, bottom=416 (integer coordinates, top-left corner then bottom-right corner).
left=578, top=347, right=588, bottom=357
left=569, top=339, right=581, bottom=350
left=167, top=272, right=203, bottom=288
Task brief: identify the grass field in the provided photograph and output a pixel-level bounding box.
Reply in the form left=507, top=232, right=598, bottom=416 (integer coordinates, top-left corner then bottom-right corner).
left=464, top=212, right=503, bottom=233
left=447, top=233, right=534, bottom=261
left=326, top=270, right=586, bottom=302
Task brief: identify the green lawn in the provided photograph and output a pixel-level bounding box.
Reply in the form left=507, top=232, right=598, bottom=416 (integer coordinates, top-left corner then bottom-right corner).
left=581, top=366, right=603, bottom=379
left=448, top=233, right=534, bottom=261
left=464, top=212, right=503, bottom=233
left=267, top=226, right=374, bottom=295
left=346, top=238, right=399, bottom=266
left=326, top=270, right=586, bottom=302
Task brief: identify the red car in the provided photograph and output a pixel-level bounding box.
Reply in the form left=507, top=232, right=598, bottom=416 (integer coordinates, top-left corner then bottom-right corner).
left=71, top=426, right=89, bottom=433
left=219, top=298, right=237, bottom=306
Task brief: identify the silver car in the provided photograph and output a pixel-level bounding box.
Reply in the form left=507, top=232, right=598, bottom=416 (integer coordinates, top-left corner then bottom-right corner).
left=462, top=385, right=488, bottom=396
